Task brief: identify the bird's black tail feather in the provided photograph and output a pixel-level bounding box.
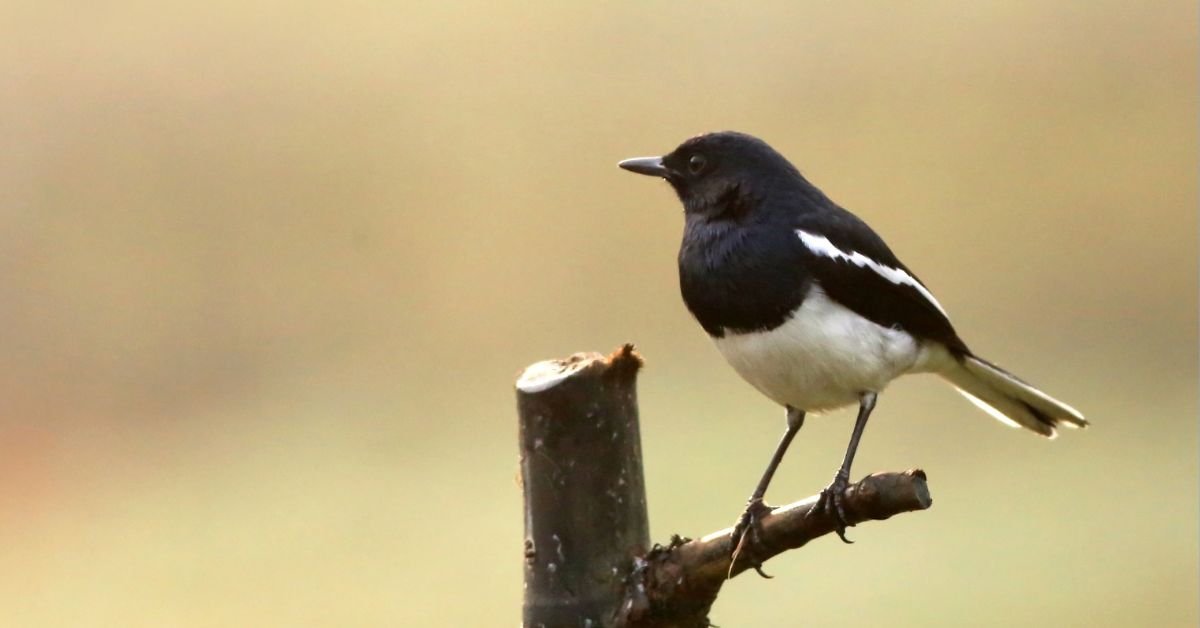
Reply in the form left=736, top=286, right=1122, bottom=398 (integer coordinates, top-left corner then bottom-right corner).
left=941, top=354, right=1087, bottom=438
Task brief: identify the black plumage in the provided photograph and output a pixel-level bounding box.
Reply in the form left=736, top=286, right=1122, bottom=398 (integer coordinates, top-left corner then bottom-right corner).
left=665, top=132, right=965, bottom=352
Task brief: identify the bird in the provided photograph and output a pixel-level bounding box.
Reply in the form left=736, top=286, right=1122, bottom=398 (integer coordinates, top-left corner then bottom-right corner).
left=617, top=131, right=1087, bottom=563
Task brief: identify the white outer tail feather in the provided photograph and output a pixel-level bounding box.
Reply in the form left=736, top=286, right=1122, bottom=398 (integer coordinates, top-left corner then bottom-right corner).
left=940, top=355, right=1087, bottom=438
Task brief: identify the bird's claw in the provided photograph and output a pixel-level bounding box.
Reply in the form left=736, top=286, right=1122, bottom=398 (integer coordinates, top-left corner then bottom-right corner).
left=729, top=497, right=774, bottom=579
left=810, top=471, right=855, bottom=543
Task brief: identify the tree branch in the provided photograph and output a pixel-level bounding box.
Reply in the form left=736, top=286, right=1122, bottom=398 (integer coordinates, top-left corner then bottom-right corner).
left=617, top=470, right=932, bottom=627
left=515, top=346, right=933, bottom=627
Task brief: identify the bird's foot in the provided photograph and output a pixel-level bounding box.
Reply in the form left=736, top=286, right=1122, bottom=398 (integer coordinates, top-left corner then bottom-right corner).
left=811, top=470, right=855, bottom=544
left=729, top=497, right=775, bottom=579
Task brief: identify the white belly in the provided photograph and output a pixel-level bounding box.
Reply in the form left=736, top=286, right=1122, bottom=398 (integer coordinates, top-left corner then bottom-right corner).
left=712, top=286, right=929, bottom=412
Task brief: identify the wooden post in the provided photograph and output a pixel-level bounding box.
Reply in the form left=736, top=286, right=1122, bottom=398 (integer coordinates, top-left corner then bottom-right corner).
left=517, top=345, right=649, bottom=627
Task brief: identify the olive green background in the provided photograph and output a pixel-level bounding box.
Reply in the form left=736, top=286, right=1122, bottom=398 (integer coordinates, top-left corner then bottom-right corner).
left=2, top=2, right=1196, bottom=626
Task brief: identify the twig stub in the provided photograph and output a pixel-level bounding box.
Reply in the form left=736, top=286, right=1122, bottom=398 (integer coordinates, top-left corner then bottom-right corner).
left=518, top=345, right=649, bottom=627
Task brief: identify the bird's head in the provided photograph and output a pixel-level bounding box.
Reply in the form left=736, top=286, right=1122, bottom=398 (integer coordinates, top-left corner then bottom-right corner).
left=618, top=131, right=805, bottom=221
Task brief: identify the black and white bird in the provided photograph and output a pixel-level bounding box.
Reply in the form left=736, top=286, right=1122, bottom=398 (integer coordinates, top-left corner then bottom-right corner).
left=618, top=131, right=1087, bottom=553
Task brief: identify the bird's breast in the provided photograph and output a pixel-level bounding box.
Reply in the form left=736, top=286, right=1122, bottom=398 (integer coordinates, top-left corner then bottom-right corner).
left=711, top=285, right=923, bottom=412
left=677, top=222, right=810, bottom=337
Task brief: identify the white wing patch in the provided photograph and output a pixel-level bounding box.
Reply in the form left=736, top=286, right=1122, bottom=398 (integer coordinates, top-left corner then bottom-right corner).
left=796, top=230, right=949, bottom=318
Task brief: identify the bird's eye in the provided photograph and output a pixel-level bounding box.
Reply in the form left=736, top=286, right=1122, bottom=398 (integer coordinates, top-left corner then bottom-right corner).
left=688, top=154, right=707, bottom=174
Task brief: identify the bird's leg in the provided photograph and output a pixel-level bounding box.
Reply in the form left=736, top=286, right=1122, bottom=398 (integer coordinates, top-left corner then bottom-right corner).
left=811, top=391, right=878, bottom=544
left=730, top=406, right=805, bottom=578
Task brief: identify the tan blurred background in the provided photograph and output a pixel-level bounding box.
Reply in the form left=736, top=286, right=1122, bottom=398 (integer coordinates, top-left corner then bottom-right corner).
left=1, top=2, right=1196, bottom=626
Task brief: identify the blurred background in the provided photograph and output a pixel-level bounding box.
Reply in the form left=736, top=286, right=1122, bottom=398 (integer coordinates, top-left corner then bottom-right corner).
left=1, top=2, right=1196, bottom=626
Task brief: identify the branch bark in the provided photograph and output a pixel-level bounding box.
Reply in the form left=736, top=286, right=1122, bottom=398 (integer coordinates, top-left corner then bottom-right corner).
left=617, top=470, right=931, bottom=627
left=516, top=346, right=932, bottom=627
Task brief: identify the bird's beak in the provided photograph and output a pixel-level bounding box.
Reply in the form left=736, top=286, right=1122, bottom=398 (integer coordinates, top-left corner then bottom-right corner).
left=618, top=156, right=668, bottom=177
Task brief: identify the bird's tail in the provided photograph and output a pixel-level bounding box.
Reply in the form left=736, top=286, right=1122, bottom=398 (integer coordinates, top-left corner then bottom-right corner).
left=940, top=354, right=1087, bottom=438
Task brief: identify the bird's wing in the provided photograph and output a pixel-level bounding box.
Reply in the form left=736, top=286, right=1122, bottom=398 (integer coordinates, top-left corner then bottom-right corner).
left=794, top=213, right=968, bottom=355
